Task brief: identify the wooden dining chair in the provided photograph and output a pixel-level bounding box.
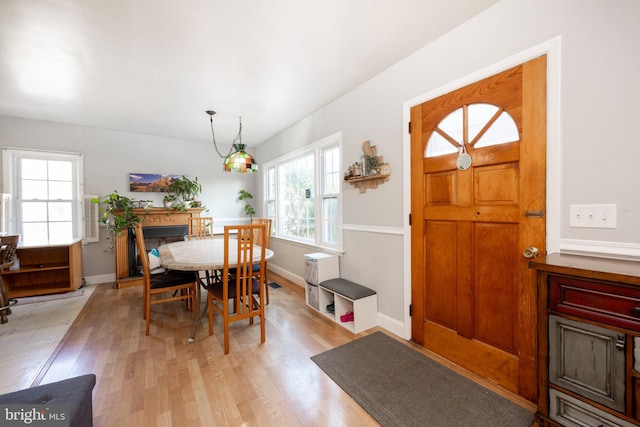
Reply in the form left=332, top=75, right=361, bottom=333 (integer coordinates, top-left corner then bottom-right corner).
left=188, top=216, right=217, bottom=285
left=188, top=216, right=214, bottom=240
left=206, top=224, right=266, bottom=354
left=135, top=223, right=198, bottom=336
left=0, top=235, right=19, bottom=324
left=251, top=217, right=272, bottom=304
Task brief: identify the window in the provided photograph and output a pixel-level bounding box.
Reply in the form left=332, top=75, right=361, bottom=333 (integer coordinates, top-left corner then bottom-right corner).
left=263, top=132, right=341, bottom=249
left=322, top=145, right=340, bottom=244
left=265, top=167, right=276, bottom=221
left=279, top=152, right=315, bottom=240
left=2, top=147, right=84, bottom=245
left=425, top=103, right=520, bottom=157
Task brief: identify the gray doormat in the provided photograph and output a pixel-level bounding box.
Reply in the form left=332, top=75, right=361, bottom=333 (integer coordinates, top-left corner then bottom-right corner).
left=311, top=331, right=534, bottom=427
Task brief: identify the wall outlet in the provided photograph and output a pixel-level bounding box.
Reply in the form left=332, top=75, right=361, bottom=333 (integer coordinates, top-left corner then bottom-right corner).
left=569, top=204, right=617, bottom=229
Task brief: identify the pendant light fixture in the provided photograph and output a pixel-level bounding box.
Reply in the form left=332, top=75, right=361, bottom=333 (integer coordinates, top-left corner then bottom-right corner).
left=206, top=110, right=258, bottom=173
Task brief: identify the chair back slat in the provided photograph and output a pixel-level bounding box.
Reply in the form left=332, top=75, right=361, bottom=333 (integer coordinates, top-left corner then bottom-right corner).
left=251, top=218, right=272, bottom=248
left=250, top=218, right=272, bottom=304
left=188, top=217, right=214, bottom=240
left=231, top=225, right=265, bottom=317
left=134, top=224, right=151, bottom=288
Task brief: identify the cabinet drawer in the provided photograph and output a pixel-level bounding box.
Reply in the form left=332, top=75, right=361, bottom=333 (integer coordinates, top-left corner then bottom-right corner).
left=550, top=275, right=640, bottom=332
left=549, top=389, right=637, bottom=427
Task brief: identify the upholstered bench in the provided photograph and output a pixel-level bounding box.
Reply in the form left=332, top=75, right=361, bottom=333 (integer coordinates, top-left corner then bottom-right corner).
left=0, top=374, right=96, bottom=427
left=319, top=278, right=378, bottom=333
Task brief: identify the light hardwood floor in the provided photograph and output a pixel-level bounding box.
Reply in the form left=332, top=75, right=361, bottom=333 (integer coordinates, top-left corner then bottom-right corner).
left=35, top=272, right=534, bottom=426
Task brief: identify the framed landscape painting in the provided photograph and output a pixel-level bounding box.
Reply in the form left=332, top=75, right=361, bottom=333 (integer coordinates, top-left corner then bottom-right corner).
left=129, top=173, right=179, bottom=192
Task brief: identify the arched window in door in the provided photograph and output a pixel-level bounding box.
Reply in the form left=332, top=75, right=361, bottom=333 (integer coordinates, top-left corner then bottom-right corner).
left=425, top=103, right=520, bottom=158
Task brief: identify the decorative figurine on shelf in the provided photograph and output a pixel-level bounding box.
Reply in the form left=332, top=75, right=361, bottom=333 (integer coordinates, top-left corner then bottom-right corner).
left=361, top=141, right=382, bottom=176
left=365, top=154, right=381, bottom=175
left=344, top=162, right=361, bottom=180
left=353, top=162, right=362, bottom=177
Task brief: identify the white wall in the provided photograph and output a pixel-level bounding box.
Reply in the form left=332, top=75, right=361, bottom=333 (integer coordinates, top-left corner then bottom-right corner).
left=0, top=116, right=257, bottom=279
left=256, top=0, right=640, bottom=337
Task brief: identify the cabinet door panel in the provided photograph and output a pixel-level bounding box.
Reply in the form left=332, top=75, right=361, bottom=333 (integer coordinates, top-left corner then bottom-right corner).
left=549, top=315, right=626, bottom=412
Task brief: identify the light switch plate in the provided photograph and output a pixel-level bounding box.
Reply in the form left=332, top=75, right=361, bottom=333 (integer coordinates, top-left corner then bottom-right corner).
left=569, top=204, right=617, bottom=229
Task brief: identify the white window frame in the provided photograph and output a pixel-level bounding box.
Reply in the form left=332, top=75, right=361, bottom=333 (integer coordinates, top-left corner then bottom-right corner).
left=262, top=132, right=342, bottom=251
left=2, top=147, right=85, bottom=243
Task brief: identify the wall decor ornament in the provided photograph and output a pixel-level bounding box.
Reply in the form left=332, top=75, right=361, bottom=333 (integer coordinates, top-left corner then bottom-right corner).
left=344, top=141, right=390, bottom=193
left=129, top=173, right=182, bottom=192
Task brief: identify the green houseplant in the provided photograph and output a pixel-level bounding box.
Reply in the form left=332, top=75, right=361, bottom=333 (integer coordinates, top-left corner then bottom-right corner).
left=92, top=191, right=145, bottom=250
left=167, top=175, right=202, bottom=207
left=162, top=193, right=177, bottom=208
left=238, top=189, right=255, bottom=219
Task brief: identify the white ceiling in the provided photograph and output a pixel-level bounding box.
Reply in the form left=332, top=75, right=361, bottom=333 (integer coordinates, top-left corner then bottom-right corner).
left=0, top=0, right=499, bottom=147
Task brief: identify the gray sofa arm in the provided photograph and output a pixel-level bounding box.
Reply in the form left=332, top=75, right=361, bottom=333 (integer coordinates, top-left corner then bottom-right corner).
left=0, top=374, right=96, bottom=427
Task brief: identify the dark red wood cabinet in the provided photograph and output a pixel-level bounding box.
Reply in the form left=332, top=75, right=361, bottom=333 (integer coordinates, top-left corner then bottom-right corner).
left=531, top=253, right=640, bottom=427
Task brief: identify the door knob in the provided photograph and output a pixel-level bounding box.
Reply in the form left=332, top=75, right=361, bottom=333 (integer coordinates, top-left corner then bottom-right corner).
left=523, top=246, right=540, bottom=259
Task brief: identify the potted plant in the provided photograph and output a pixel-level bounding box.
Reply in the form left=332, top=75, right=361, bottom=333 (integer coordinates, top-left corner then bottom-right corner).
left=92, top=191, right=145, bottom=250
left=167, top=175, right=202, bottom=207
left=238, top=189, right=255, bottom=219
left=162, top=193, right=177, bottom=208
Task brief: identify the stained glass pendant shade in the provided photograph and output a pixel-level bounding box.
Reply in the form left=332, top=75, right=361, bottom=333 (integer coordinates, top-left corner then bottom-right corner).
left=206, top=110, right=258, bottom=173
left=224, top=144, right=258, bottom=173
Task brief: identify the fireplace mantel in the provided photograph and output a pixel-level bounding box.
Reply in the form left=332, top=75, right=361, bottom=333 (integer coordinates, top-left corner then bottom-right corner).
left=115, top=207, right=204, bottom=288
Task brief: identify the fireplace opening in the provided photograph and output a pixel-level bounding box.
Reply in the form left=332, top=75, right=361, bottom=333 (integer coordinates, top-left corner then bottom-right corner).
left=128, top=225, right=187, bottom=277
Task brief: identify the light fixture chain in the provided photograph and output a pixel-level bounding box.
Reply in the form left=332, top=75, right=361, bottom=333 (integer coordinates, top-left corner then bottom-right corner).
left=233, top=117, right=243, bottom=146
left=209, top=114, right=233, bottom=158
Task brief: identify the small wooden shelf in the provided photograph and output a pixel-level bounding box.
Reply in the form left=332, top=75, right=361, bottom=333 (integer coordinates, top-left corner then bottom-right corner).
left=4, top=263, right=70, bottom=273
left=344, top=175, right=390, bottom=193
left=344, top=141, right=390, bottom=193
left=1, top=239, right=82, bottom=298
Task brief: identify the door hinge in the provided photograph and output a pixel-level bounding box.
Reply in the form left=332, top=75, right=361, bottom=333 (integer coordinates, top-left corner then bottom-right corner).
left=408, top=121, right=412, bottom=134
left=409, top=304, right=412, bottom=317
left=409, top=213, right=412, bottom=226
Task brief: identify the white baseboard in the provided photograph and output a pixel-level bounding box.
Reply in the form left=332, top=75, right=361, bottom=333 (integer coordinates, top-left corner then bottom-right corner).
left=268, top=264, right=306, bottom=287
left=84, top=273, right=115, bottom=286
left=377, top=312, right=407, bottom=339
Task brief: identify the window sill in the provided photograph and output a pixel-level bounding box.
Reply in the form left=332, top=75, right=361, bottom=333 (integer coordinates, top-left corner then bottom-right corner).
left=271, top=235, right=344, bottom=256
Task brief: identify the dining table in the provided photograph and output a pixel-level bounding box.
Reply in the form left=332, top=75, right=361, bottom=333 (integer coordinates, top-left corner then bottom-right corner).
left=158, top=238, right=274, bottom=342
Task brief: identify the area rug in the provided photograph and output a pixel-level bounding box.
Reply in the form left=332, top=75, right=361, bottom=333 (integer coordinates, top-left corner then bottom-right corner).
left=311, top=331, right=534, bottom=427
left=0, top=285, right=96, bottom=395
left=13, top=287, right=89, bottom=305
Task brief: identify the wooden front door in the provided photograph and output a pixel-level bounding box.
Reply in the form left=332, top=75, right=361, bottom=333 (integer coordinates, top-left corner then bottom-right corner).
left=410, top=56, right=546, bottom=402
